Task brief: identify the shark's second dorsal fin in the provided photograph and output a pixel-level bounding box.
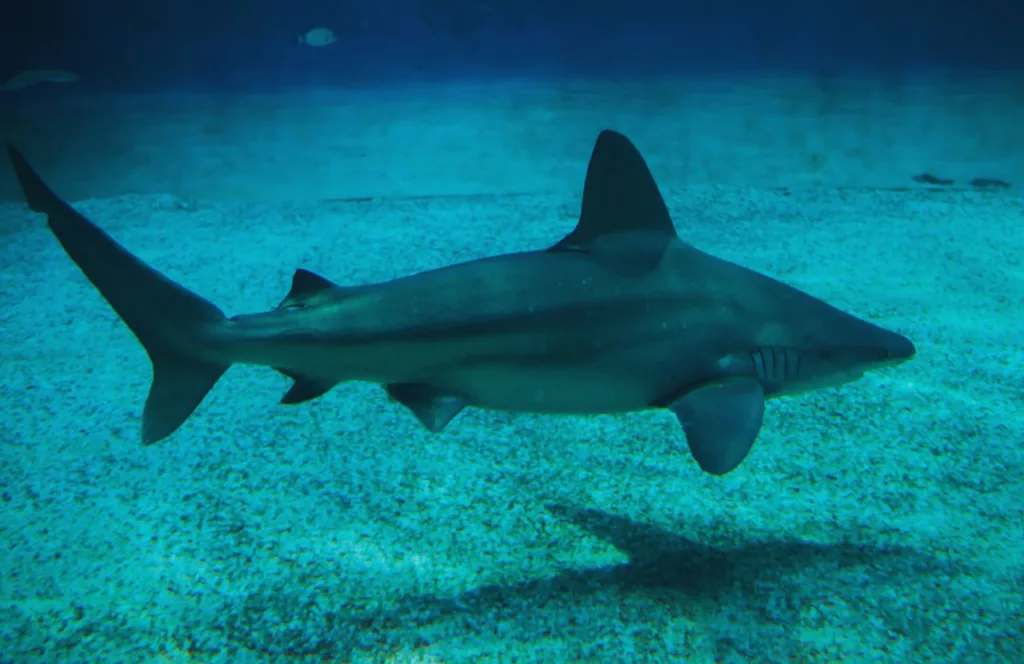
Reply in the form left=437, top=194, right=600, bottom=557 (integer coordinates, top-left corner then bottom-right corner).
left=550, top=130, right=677, bottom=262
left=277, top=268, right=336, bottom=309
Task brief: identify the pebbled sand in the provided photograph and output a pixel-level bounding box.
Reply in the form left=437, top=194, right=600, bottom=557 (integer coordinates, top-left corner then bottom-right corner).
left=0, top=85, right=1022, bottom=662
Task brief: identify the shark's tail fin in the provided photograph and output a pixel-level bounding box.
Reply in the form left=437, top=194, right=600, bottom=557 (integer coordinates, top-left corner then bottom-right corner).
left=7, top=144, right=229, bottom=444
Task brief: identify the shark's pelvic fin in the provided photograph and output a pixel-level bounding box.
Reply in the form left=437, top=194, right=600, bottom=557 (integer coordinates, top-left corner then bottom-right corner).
left=277, top=268, right=337, bottom=309
left=7, top=144, right=229, bottom=445
left=549, top=129, right=677, bottom=272
left=274, top=269, right=346, bottom=403
left=385, top=383, right=468, bottom=433
left=276, top=368, right=338, bottom=404
left=668, top=378, right=765, bottom=475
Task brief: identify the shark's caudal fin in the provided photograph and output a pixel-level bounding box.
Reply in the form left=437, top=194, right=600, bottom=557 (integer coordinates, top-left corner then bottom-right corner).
left=6, top=145, right=229, bottom=444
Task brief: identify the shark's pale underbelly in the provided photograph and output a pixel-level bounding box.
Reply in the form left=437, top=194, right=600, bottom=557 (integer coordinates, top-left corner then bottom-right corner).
left=433, top=362, right=663, bottom=414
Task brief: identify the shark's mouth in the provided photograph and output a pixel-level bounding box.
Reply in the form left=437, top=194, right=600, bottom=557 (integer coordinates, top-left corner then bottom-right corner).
left=748, top=345, right=892, bottom=394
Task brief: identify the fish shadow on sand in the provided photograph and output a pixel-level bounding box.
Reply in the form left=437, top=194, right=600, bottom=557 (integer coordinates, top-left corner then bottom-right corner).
left=535, top=503, right=945, bottom=597
left=368, top=504, right=955, bottom=632
left=222, top=503, right=960, bottom=658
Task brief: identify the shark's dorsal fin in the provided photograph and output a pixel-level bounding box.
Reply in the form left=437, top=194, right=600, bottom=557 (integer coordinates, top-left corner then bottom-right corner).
left=550, top=130, right=677, bottom=267
left=277, top=268, right=337, bottom=309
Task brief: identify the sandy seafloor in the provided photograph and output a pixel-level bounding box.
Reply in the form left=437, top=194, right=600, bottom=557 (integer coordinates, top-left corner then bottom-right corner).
left=1, top=92, right=1023, bottom=663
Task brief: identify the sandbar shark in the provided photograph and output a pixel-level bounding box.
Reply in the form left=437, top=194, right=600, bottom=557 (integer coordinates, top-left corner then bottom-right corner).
left=5, top=131, right=914, bottom=474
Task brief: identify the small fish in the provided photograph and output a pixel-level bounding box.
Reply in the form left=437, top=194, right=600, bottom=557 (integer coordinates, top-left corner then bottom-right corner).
left=0, top=69, right=79, bottom=92
left=911, top=173, right=954, bottom=186
left=968, top=177, right=1010, bottom=189
left=296, top=27, right=337, bottom=47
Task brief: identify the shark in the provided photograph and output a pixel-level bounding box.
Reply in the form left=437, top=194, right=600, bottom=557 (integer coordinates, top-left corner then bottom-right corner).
left=5, top=130, right=915, bottom=475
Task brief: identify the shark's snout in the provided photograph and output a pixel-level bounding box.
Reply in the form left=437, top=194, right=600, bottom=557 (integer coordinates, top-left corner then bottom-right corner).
left=884, top=332, right=916, bottom=362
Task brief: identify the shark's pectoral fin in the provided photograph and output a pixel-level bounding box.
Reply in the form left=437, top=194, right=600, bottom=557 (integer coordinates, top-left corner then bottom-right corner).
left=668, top=378, right=765, bottom=476
left=385, top=383, right=468, bottom=433
left=275, top=368, right=338, bottom=404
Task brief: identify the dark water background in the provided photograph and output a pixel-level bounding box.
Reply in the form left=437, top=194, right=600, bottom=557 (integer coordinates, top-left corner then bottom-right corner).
left=2, top=0, right=1022, bottom=92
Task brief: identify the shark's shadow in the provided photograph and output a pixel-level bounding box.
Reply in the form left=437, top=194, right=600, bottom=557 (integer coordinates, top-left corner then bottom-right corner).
left=225, top=504, right=959, bottom=658
left=360, top=503, right=954, bottom=633
left=535, top=503, right=936, bottom=595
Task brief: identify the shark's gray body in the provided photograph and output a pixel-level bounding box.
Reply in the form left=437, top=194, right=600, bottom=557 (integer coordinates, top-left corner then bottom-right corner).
left=6, top=131, right=914, bottom=474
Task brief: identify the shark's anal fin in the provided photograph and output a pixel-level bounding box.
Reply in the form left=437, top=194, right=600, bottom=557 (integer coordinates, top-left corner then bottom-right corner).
left=667, top=378, right=765, bottom=475
left=276, top=368, right=337, bottom=404
left=549, top=129, right=678, bottom=273
left=385, top=383, right=468, bottom=433
left=277, top=269, right=337, bottom=310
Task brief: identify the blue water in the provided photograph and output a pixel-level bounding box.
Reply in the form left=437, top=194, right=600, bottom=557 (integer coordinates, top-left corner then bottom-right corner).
left=4, top=0, right=1023, bottom=92
left=1, top=2, right=1022, bottom=663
